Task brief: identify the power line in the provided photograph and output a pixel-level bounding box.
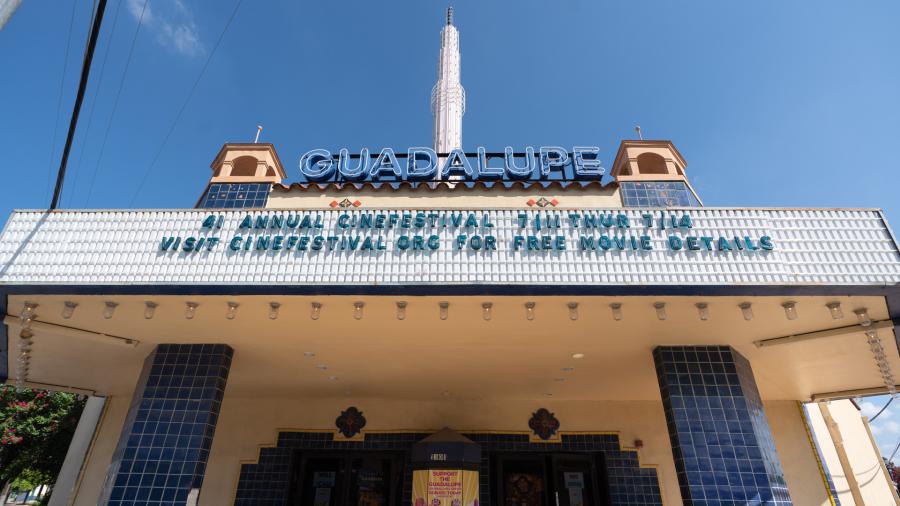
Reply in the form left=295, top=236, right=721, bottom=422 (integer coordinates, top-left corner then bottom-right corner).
left=83, top=0, right=148, bottom=207
left=871, top=396, right=894, bottom=422
left=64, top=0, right=123, bottom=208
left=128, top=0, right=244, bottom=207
left=49, top=0, right=109, bottom=210
left=44, top=0, right=79, bottom=204
left=889, top=435, right=900, bottom=463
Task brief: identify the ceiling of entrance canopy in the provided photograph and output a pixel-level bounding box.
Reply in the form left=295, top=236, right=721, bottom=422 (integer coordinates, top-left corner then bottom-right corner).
left=7, top=295, right=895, bottom=402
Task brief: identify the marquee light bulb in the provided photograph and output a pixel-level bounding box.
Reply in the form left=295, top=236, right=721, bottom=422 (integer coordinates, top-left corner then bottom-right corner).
left=439, top=301, right=449, bottom=320
left=567, top=302, right=578, bottom=321
left=20, top=302, right=38, bottom=320
left=103, top=301, right=119, bottom=320
left=62, top=301, right=78, bottom=319
left=226, top=301, right=239, bottom=320
left=695, top=302, right=710, bottom=321
left=854, top=308, right=871, bottom=327
left=654, top=302, right=667, bottom=321
left=525, top=301, right=536, bottom=321
left=826, top=301, right=844, bottom=320
left=739, top=302, right=753, bottom=321
left=20, top=302, right=38, bottom=329
left=311, top=302, right=322, bottom=320
left=269, top=302, right=281, bottom=320
left=610, top=303, right=623, bottom=321
left=481, top=302, right=492, bottom=321
left=781, top=301, right=798, bottom=320
left=353, top=301, right=365, bottom=320
left=144, top=301, right=158, bottom=320
left=184, top=302, right=199, bottom=320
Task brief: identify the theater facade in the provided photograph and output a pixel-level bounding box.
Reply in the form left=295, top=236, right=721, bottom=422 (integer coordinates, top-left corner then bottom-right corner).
left=1, top=138, right=900, bottom=506
left=5, top=9, right=900, bottom=506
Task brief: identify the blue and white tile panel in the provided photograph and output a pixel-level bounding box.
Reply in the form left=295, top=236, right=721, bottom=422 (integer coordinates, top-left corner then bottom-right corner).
left=0, top=208, right=897, bottom=286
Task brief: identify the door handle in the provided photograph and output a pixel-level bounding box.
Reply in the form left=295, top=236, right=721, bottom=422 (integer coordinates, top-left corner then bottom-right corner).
left=555, top=491, right=560, bottom=506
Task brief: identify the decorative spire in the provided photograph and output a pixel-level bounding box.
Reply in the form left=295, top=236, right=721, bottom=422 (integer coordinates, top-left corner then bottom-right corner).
left=431, top=7, right=465, bottom=156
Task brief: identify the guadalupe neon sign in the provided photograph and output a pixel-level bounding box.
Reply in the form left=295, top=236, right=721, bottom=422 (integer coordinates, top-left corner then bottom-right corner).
left=298, top=146, right=605, bottom=183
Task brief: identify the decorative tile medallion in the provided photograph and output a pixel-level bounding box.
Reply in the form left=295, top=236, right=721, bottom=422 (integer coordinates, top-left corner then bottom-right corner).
left=335, top=406, right=367, bottom=438
left=528, top=408, right=560, bottom=440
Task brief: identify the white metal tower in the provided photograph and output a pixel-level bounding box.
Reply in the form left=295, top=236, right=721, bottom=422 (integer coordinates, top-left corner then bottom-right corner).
left=431, top=7, right=465, bottom=154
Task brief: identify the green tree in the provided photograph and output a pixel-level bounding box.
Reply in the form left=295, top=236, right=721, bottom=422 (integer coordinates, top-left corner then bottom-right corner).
left=0, top=385, right=86, bottom=496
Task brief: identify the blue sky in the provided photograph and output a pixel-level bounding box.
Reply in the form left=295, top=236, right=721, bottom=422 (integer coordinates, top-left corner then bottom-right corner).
left=2, top=0, right=900, bottom=457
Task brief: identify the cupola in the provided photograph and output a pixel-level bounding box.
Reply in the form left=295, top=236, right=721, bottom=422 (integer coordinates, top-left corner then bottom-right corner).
left=611, top=140, right=702, bottom=207
left=208, top=143, right=285, bottom=184
left=611, top=140, right=688, bottom=181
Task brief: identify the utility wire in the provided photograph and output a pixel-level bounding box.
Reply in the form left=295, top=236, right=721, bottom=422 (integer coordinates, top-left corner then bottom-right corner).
left=128, top=0, right=244, bottom=207
left=44, top=1, right=79, bottom=204
left=49, top=0, right=108, bottom=210
left=65, top=0, right=123, bottom=208
left=889, top=435, right=900, bottom=463
left=871, top=396, right=894, bottom=422
left=83, top=0, right=148, bottom=207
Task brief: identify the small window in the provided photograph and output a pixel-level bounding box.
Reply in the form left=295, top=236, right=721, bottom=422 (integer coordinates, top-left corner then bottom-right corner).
left=231, top=156, right=258, bottom=177
left=636, top=153, right=668, bottom=175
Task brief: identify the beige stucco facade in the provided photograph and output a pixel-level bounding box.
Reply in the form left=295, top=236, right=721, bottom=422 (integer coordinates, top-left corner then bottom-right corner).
left=70, top=391, right=837, bottom=506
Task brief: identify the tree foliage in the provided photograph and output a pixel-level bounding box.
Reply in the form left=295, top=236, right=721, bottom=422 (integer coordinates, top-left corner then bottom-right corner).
left=0, top=385, right=86, bottom=490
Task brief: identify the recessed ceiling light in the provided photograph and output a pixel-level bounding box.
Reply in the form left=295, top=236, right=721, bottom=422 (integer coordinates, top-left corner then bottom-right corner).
left=303, top=352, right=316, bottom=358
left=316, top=364, right=328, bottom=370
left=572, top=353, right=584, bottom=359
left=562, top=367, right=574, bottom=372
left=328, top=376, right=338, bottom=381
left=543, top=392, right=553, bottom=396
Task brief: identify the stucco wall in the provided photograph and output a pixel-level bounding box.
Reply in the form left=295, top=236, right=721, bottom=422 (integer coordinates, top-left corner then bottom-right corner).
left=69, top=392, right=833, bottom=506
left=806, top=400, right=900, bottom=506
left=266, top=186, right=621, bottom=209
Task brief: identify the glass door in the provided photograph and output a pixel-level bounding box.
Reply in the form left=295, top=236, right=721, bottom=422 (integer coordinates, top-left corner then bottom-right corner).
left=299, top=457, right=346, bottom=506
left=551, top=455, right=598, bottom=506
left=292, top=452, right=400, bottom=506
left=496, top=455, right=549, bottom=506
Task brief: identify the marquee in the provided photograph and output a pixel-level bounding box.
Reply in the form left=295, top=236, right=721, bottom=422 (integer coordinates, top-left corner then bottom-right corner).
left=0, top=208, right=897, bottom=287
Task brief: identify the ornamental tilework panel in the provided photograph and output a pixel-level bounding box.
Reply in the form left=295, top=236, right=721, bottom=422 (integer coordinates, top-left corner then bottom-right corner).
left=101, top=344, right=233, bottom=506
left=654, top=345, right=792, bottom=506
left=234, top=432, right=662, bottom=506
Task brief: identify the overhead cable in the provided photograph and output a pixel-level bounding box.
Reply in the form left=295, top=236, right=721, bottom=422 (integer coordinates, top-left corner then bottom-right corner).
left=128, top=0, right=244, bottom=207
left=49, top=0, right=109, bottom=210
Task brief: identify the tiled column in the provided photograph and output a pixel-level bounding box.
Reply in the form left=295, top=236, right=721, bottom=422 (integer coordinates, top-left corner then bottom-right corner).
left=653, top=345, right=792, bottom=505
left=101, top=344, right=233, bottom=505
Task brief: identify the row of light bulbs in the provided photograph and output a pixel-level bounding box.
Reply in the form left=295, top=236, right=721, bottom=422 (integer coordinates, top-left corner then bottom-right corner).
left=855, top=307, right=896, bottom=397
left=14, top=302, right=893, bottom=396
left=24, top=299, right=855, bottom=322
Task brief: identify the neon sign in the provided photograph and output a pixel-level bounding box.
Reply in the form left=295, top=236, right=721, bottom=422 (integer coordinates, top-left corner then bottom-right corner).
left=298, top=147, right=605, bottom=183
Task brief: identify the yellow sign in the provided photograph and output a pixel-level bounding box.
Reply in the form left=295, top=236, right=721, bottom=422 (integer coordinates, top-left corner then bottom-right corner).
left=412, top=469, right=479, bottom=506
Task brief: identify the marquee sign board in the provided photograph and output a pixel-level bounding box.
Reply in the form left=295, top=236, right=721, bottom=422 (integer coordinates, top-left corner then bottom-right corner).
left=0, top=208, right=898, bottom=287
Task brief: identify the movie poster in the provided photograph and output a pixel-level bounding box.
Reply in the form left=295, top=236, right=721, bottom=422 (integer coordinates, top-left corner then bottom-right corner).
left=412, top=469, right=479, bottom=506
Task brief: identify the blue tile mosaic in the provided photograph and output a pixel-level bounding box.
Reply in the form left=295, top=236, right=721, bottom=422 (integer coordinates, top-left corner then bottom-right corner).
left=620, top=181, right=700, bottom=207
left=197, top=182, right=270, bottom=209
left=654, top=345, right=792, bottom=505
left=235, top=431, right=662, bottom=506
left=101, top=344, right=233, bottom=506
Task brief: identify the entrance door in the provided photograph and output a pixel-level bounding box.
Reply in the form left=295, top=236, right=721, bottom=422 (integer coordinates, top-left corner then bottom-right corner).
left=292, top=452, right=400, bottom=506
left=552, top=455, right=598, bottom=506
left=494, top=454, right=607, bottom=506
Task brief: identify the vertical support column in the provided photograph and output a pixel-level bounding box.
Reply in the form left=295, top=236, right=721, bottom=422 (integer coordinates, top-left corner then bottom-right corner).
left=100, top=344, right=233, bottom=505
left=48, top=396, right=107, bottom=506
left=653, top=345, right=792, bottom=505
